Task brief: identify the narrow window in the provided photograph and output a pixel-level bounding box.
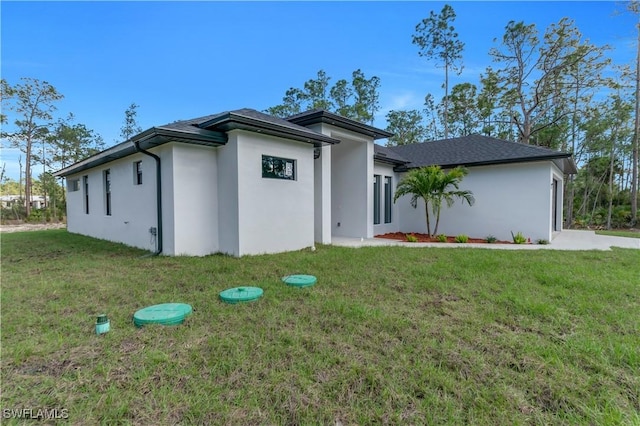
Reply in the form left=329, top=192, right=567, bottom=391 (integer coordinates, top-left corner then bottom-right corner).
left=262, top=155, right=296, bottom=180
left=373, top=174, right=381, bottom=225
left=83, top=175, right=89, bottom=214
left=134, top=161, right=142, bottom=185
left=384, top=176, right=392, bottom=223
left=104, top=169, right=111, bottom=216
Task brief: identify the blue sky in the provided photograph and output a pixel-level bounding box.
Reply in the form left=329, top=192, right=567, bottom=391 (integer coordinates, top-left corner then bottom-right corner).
left=1, top=1, right=637, bottom=181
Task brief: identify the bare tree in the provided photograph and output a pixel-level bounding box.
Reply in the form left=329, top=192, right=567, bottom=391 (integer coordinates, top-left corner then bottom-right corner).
left=490, top=19, right=610, bottom=145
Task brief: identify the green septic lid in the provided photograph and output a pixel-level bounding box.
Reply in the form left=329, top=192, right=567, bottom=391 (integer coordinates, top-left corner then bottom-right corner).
left=133, top=303, right=192, bottom=327
left=219, top=287, right=263, bottom=304
left=282, top=274, right=317, bottom=288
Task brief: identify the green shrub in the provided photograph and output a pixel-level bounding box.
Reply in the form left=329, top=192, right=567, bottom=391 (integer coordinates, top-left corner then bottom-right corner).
left=1, top=205, right=27, bottom=222
left=536, top=239, right=549, bottom=245
left=511, top=231, right=527, bottom=244
left=454, top=234, right=469, bottom=243
left=27, top=210, right=43, bottom=223
left=405, top=234, right=418, bottom=243
left=436, top=234, right=448, bottom=243
left=485, top=235, right=497, bottom=243
left=611, top=206, right=632, bottom=228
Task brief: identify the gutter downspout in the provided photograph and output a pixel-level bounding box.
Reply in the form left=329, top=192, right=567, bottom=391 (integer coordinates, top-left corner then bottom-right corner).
left=133, top=141, right=163, bottom=256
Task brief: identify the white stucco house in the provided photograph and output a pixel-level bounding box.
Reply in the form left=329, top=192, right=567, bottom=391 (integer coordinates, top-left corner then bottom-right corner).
left=0, top=194, right=49, bottom=209
left=55, top=109, right=576, bottom=256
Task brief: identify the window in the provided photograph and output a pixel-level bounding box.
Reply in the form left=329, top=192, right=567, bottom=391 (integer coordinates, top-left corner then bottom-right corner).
left=83, top=175, right=89, bottom=214
left=68, top=179, right=80, bottom=192
left=104, top=169, right=111, bottom=216
left=384, top=176, right=392, bottom=223
left=134, top=161, right=142, bottom=185
left=262, top=155, right=296, bottom=180
left=373, top=174, right=381, bottom=225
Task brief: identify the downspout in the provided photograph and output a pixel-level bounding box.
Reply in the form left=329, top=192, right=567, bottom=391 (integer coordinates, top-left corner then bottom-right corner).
left=133, top=141, right=163, bottom=256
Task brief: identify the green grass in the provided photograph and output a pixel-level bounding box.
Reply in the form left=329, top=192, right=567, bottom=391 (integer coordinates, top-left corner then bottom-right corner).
left=2, top=230, right=640, bottom=425
left=596, top=229, right=640, bottom=239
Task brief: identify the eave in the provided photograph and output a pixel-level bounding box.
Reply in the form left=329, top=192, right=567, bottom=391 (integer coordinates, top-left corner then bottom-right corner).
left=394, top=153, right=578, bottom=175
left=54, top=127, right=227, bottom=177
left=373, top=154, right=409, bottom=167
left=198, top=111, right=339, bottom=147
left=288, top=110, right=393, bottom=140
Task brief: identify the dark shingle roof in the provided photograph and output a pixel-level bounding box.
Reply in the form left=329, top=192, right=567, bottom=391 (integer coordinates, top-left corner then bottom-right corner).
left=373, top=144, right=410, bottom=165
left=176, top=108, right=339, bottom=146
left=55, top=109, right=338, bottom=177
left=388, top=134, right=576, bottom=173
left=288, top=109, right=393, bottom=140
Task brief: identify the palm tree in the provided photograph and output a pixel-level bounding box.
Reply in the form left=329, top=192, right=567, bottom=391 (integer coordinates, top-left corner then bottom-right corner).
left=394, top=165, right=475, bottom=237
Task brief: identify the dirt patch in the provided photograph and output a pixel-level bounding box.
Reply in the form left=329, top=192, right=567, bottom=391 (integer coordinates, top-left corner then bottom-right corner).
left=0, top=223, right=66, bottom=233
left=376, top=232, right=512, bottom=244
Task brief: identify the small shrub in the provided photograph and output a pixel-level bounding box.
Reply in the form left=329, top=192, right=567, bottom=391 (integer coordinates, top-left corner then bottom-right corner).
left=454, top=234, right=469, bottom=243
left=436, top=234, right=448, bottom=243
left=485, top=235, right=497, bottom=244
left=536, top=239, right=549, bottom=245
left=511, top=231, right=527, bottom=244
left=27, top=210, right=43, bottom=223
left=405, top=234, right=418, bottom=243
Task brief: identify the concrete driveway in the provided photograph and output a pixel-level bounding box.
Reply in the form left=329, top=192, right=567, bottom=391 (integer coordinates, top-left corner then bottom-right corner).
left=332, top=230, right=639, bottom=251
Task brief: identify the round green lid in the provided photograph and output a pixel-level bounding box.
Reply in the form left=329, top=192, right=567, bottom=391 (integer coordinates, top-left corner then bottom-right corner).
left=282, top=274, right=317, bottom=288
left=133, top=303, right=192, bottom=327
left=219, top=287, right=264, bottom=304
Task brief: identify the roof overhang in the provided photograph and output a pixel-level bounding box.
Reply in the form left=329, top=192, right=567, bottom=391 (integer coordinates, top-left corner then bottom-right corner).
left=288, top=110, right=393, bottom=140
left=54, top=127, right=227, bottom=177
left=395, top=153, right=578, bottom=174
left=553, top=156, right=578, bottom=175
left=199, top=111, right=339, bottom=147
left=374, top=153, right=409, bottom=166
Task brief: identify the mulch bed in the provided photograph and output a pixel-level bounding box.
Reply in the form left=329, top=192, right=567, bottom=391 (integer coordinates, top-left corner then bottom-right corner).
left=376, top=232, right=512, bottom=244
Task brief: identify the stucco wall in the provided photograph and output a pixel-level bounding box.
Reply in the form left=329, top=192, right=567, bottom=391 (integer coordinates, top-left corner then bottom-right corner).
left=373, top=161, right=400, bottom=235
left=234, top=131, right=315, bottom=256
left=65, top=150, right=160, bottom=252
left=314, top=144, right=332, bottom=244
left=169, top=143, right=219, bottom=256
left=397, top=161, right=560, bottom=242
left=217, top=133, right=240, bottom=256
left=305, top=122, right=332, bottom=245
left=330, top=129, right=373, bottom=239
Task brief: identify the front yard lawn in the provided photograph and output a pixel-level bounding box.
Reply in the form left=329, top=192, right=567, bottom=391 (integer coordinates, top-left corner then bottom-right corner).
left=2, top=230, right=639, bottom=424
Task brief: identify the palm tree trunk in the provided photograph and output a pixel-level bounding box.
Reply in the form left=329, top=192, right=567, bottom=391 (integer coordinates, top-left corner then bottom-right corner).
left=433, top=205, right=441, bottom=236
left=425, top=201, right=432, bottom=237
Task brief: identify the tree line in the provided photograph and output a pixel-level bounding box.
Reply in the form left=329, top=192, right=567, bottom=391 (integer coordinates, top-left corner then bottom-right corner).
left=2, top=4, right=638, bottom=229
left=1, top=77, right=140, bottom=220
left=267, top=3, right=639, bottom=229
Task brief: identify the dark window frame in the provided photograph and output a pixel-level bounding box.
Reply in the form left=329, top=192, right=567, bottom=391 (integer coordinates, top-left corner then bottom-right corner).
left=373, top=174, right=381, bottom=225
left=134, top=161, right=143, bottom=185
left=384, top=176, right=392, bottom=223
left=83, top=175, right=89, bottom=214
left=68, top=179, right=80, bottom=192
left=104, top=169, right=112, bottom=216
left=262, top=155, right=296, bottom=180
